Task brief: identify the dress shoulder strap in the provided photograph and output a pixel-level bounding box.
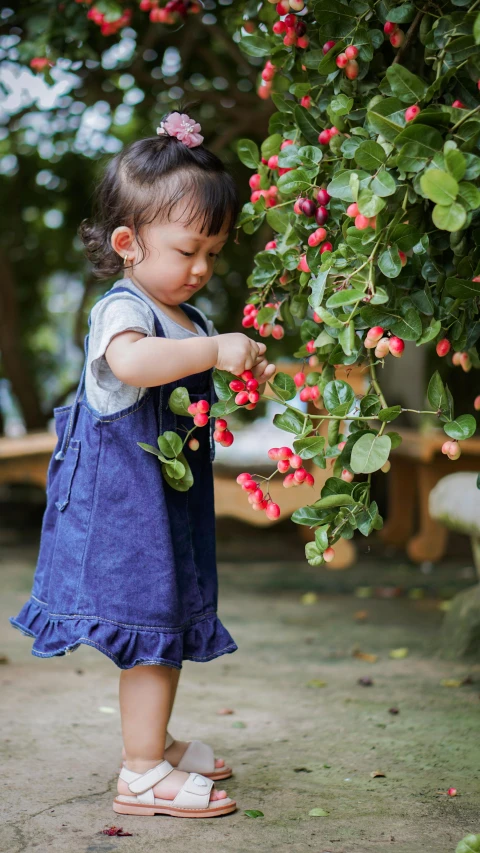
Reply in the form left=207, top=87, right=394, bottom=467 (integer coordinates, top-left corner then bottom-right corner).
left=89, top=285, right=166, bottom=339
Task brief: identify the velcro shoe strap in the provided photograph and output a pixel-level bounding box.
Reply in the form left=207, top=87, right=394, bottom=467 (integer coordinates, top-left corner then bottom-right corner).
left=136, top=788, right=155, bottom=805
left=127, top=760, right=174, bottom=794
left=172, top=773, right=214, bottom=810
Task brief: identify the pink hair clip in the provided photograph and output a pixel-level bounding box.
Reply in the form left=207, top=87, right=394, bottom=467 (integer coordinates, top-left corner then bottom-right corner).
left=156, top=112, right=204, bottom=148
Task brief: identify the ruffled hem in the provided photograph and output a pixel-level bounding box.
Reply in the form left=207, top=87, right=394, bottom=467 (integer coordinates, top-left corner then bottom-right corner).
left=10, top=598, right=238, bottom=670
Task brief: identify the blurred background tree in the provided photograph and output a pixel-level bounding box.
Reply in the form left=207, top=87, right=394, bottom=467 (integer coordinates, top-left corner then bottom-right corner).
left=0, top=0, right=295, bottom=433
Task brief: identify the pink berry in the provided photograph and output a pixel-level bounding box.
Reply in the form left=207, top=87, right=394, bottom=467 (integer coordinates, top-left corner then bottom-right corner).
left=281, top=139, right=294, bottom=150
left=213, top=429, right=225, bottom=442
left=306, top=340, right=316, bottom=354
left=336, top=53, right=348, bottom=68
left=368, top=326, right=384, bottom=343
left=375, top=337, right=390, bottom=358
left=310, top=385, right=320, bottom=401
left=294, top=467, right=307, bottom=484
left=436, top=338, right=451, bottom=357
left=294, top=371, right=306, bottom=388
left=252, top=488, right=264, bottom=503
left=297, top=254, right=310, bottom=273
left=272, top=324, right=285, bottom=340
left=345, top=60, right=359, bottom=80
left=405, top=105, right=420, bottom=122
left=278, top=446, right=293, bottom=459
left=300, top=387, right=311, bottom=402
left=249, top=391, right=260, bottom=404
left=242, top=315, right=255, bottom=328
left=197, top=399, right=210, bottom=414
left=187, top=402, right=198, bottom=415
left=265, top=240, right=277, bottom=250
left=267, top=154, right=279, bottom=169
left=452, top=100, right=465, bottom=109
left=384, top=21, right=397, bottom=35
left=448, top=788, right=457, bottom=797
left=277, top=459, right=290, bottom=474
left=188, top=438, right=200, bottom=451
left=259, top=322, right=273, bottom=337
left=389, top=336, right=405, bottom=358
left=318, top=129, right=331, bottom=145
left=241, top=370, right=254, bottom=381
left=316, top=188, right=330, bottom=206
left=390, top=29, right=404, bottom=47
left=229, top=379, right=245, bottom=392
left=268, top=447, right=280, bottom=460
left=246, top=378, right=259, bottom=392
left=283, top=473, right=296, bottom=488
left=398, top=250, right=407, bottom=266
left=273, top=20, right=286, bottom=34
left=473, top=396, right=480, bottom=411
left=347, top=202, right=359, bottom=217
left=320, top=242, right=333, bottom=254
left=290, top=455, right=303, bottom=470
left=322, top=40, right=336, bottom=54
left=235, top=390, right=250, bottom=405
left=300, top=94, right=311, bottom=108
left=324, top=547, right=335, bottom=563
left=194, top=412, right=209, bottom=427
left=249, top=173, right=261, bottom=190
left=250, top=191, right=262, bottom=203
left=265, top=501, right=281, bottom=520
left=313, top=311, right=323, bottom=323
left=215, top=418, right=227, bottom=431
left=236, top=472, right=251, bottom=485
left=341, top=469, right=354, bottom=483
left=345, top=45, right=358, bottom=59
left=355, top=214, right=370, bottom=230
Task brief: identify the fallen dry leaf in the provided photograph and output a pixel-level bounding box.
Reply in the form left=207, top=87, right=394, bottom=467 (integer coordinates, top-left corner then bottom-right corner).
left=370, top=770, right=386, bottom=778
left=353, top=650, right=378, bottom=663
left=358, top=676, right=374, bottom=686
left=101, top=826, right=132, bottom=836
left=354, top=610, right=369, bottom=621
left=216, top=708, right=234, bottom=715
left=0, top=655, right=10, bottom=665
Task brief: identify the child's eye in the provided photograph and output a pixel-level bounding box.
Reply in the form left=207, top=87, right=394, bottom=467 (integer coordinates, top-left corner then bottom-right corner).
left=179, top=251, right=219, bottom=258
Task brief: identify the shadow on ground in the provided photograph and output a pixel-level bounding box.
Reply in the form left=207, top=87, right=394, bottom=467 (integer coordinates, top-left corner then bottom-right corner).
left=1, top=538, right=479, bottom=853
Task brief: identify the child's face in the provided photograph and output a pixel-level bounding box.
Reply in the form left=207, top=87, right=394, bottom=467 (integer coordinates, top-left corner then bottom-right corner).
left=112, top=206, right=230, bottom=307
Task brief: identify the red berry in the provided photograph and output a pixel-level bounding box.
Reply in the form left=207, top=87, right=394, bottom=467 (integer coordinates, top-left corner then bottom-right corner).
left=300, top=199, right=317, bottom=217
left=316, top=188, right=330, bottom=206
left=310, top=385, right=320, bottom=401
left=390, top=29, right=404, bottom=48
left=315, top=206, right=329, bottom=226
left=246, top=378, right=259, bottom=392
left=345, top=59, right=359, bottom=80
left=398, top=250, right=407, bottom=266
left=355, top=214, right=370, bottom=230
left=229, top=379, right=245, bottom=392
left=368, top=326, right=384, bottom=343
left=273, top=20, right=287, bottom=34
left=436, top=338, right=451, bottom=357
left=242, top=478, right=257, bottom=492
left=196, top=399, right=210, bottom=414
left=383, top=21, right=397, bottom=35
left=297, top=254, right=310, bottom=273
left=242, top=315, right=255, bottom=328
left=452, top=100, right=465, bottom=109
left=346, top=202, right=359, bottom=217
left=272, top=324, right=284, bottom=340
left=236, top=472, right=251, bottom=485
left=284, top=13, right=296, bottom=26
left=375, top=337, right=390, bottom=358
left=268, top=447, right=281, bottom=460
left=249, top=391, right=260, bottom=404
left=474, top=395, right=480, bottom=411
left=389, top=336, right=405, bottom=358
left=297, top=36, right=309, bottom=49
left=294, top=467, right=307, bottom=483
left=277, top=459, right=290, bottom=473
left=306, top=340, right=316, bottom=353
left=278, top=446, right=293, bottom=459
left=235, top=391, right=250, bottom=405
left=215, top=418, right=228, bottom=431
left=265, top=501, right=281, bottom=520
left=300, top=387, right=311, bottom=402
left=322, top=40, right=336, bottom=54
left=313, top=311, right=323, bottom=323
left=267, top=154, right=279, bottom=169
left=336, top=53, right=348, bottom=68
left=304, top=472, right=315, bottom=487
left=213, top=429, right=225, bottom=442
left=320, top=242, right=333, bottom=254
left=259, top=323, right=273, bottom=337
left=294, top=371, right=306, bottom=388
left=252, top=488, right=264, bottom=503
left=318, top=129, right=331, bottom=145
left=188, top=438, right=200, bottom=451
left=194, top=412, right=209, bottom=427
left=241, top=370, right=254, bottom=381
left=405, top=105, right=420, bottom=122
left=283, top=473, right=296, bottom=488
left=290, top=455, right=303, bottom=469
left=187, top=402, right=198, bottom=415
left=345, top=45, right=358, bottom=59
left=341, top=468, right=354, bottom=483
left=324, top=547, right=335, bottom=563
left=283, top=30, right=297, bottom=47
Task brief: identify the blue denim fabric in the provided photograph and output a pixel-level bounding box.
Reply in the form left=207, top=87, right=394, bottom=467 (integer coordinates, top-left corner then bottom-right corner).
left=10, top=286, right=238, bottom=669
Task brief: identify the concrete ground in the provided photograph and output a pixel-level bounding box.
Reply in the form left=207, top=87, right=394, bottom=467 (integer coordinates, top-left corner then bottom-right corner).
left=1, top=542, right=480, bottom=853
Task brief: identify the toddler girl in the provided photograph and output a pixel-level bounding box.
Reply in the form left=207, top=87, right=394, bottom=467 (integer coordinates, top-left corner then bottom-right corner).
left=10, top=110, right=276, bottom=819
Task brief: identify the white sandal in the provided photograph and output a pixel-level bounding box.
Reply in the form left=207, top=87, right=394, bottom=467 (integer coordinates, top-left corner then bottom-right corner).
left=120, top=731, right=233, bottom=781
left=113, top=759, right=236, bottom=819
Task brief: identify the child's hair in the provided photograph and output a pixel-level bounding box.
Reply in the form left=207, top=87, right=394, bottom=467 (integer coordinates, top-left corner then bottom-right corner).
left=78, top=109, right=242, bottom=279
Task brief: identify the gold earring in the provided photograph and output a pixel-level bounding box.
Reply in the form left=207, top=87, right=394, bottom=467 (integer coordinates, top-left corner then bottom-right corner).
left=123, top=254, right=129, bottom=266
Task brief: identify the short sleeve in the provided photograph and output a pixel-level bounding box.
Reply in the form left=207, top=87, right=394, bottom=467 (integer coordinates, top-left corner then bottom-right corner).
left=88, top=294, right=155, bottom=391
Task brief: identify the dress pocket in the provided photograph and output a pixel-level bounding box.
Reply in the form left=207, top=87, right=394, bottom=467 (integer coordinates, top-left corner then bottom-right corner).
left=55, top=440, right=81, bottom=511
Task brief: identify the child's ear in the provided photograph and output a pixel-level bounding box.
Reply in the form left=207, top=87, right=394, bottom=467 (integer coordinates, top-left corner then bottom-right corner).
left=111, top=225, right=136, bottom=261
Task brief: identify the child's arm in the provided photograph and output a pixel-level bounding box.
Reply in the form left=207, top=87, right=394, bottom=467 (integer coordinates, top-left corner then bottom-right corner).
left=106, top=330, right=270, bottom=387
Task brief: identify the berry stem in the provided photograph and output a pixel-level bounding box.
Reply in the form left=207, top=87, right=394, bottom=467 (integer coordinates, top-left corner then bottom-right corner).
left=368, top=351, right=388, bottom=409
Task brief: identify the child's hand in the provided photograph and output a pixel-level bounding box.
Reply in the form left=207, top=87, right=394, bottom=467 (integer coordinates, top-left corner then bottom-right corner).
left=251, top=358, right=276, bottom=386
left=215, top=333, right=266, bottom=376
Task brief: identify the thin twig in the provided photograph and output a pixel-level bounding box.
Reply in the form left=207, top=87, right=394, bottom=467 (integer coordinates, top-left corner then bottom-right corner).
left=392, top=8, right=426, bottom=66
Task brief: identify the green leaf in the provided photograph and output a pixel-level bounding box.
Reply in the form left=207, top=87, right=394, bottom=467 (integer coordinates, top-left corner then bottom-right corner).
left=314, top=524, right=329, bottom=552
left=157, top=431, right=183, bottom=458
left=367, top=98, right=406, bottom=141
left=427, top=371, right=447, bottom=412
left=389, top=224, right=422, bottom=251
left=445, top=148, right=466, bottom=181
left=273, top=409, right=309, bottom=435
left=212, top=369, right=235, bottom=402
left=360, top=395, right=382, bottom=417
left=371, top=170, right=397, bottom=197
left=266, top=207, right=291, bottom=234
left=444, top=415, right=477, bottom=440
left=357, top=189, right=386, bottom=217
left=294, top=105, right=322, bottom=145
left=330, top=94, right=353, bottom=117
left=244, top=809, right=264, bottom=818
left=323, top=380, right=355, bottom=416
left=326, top=289, right=362, bottom=308
left=162, top=451, right=193, bottom=492
left=420, top=169, right=458, bottom=204
left=475, top=13, right=480, bottom=44
left=261, top=133, right=283, bottom=159
left=313, top=494, right=357, bottom=509
left=432, top=202, right=467, bottom=232
left=446, top=276, right=480, bottom=299
left=137, top=442, right=168, bottom=462
left=309, top=807, right=330, bottom=817
left=386, top=2, right=415, bottom=22
left=327, top=169, right=371, bottom=202
left=236, top=139, right=260, bottom=169
left=391, top=306, right=422, bottom=341
left=386, top=65, right=427, bottom=103
left=210, top=399, right=240, bottom=417
left=168, top=387, right=191, bottom=416
left=377, top=406, right=402, bottom=423
left=378, top=247, right=402, bottom=279
left=455, top=833, right=480, bottom=853
left=417, top=318, right=441, bottom=345
left=457, top=182, right=480, bottom=211
left=270, top=372, right=297, bottom=401
left=291, top=505, right=334, bottom=525
left=293, top=435, right=326, bottom=459
left=277, top=167, right=312, bottom=195
left=238, top=34, right=271, bottom=57
left=163, top=458, right=186, bottom=479
left=351, top=433, right=391, bottom=474
left=357, top=501, right=381, bottom=536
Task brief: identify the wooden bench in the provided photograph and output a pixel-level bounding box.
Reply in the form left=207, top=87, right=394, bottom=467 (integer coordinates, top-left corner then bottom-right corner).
left=0, top=361, right=368, bottom=570
left=381, top=428, right=480, bottom=563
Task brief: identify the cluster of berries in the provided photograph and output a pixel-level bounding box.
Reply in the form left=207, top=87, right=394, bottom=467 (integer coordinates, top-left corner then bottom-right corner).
left=345, top=202, right=379, bottom=232
left=452, top=351, right=472, bottom=372
left=139, top=0, right=200, bottom=22
left=186, top=400, right=234, bottom=450
left=235, top=473, right=281, bottom=520
left=384, top=20, right=405, bottom=49
left=364, top=327, right=405, bottom=359
left=86, top=4, right=132, bottom=34
left=30, top=57, right=54, bottom=72
left=242, top=303, right=285, bottom=340
left=267, top=446, right=315, bottom=488
left=335, top=45, right=359, bottom=80
left=294, top=371, right=321, bottom=404
left=229, top=371, right=261, bottom=410
left=270, top=0, right=307, bottom=15
left=441, top=440, right=461, bottom=461
left=272, top=11, right=309, bottom=49
left=258, top=60, right=278, bottom=100
left=318, top=126, right=340, bottom=145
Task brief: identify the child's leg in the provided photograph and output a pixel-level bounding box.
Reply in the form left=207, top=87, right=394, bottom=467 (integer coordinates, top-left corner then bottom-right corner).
left=117, top=664, right=227, bottom=801
left=165, top=668, right=226, bottom=770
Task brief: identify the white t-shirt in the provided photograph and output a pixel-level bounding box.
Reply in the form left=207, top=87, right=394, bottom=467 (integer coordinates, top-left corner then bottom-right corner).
left=85, top=278, right=217, bottom=415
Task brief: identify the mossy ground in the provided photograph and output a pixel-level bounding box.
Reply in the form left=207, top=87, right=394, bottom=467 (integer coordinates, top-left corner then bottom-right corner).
left=1, top=543, right=479, bottom=853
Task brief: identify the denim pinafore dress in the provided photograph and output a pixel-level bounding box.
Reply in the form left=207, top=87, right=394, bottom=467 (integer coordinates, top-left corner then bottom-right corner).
left=10, top=286, right=238, bottom=670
